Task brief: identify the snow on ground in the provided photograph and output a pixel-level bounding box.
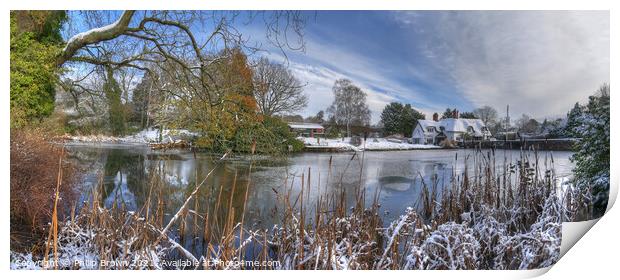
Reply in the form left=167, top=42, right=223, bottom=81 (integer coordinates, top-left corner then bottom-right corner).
left=364, top=138, right=440, bottom=151
left=302, top=137, right=362, bottom=151
left=301, top=137, right=439, bottom=152
left=66, top=131, right=439, bottom=152
left=123, top=129, right=196, bottom=143
left=66, top=129, right=197, bottom=144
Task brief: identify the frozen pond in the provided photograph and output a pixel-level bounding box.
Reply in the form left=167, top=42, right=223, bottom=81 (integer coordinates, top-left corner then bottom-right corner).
left=65, top=144, right=575, bottom=256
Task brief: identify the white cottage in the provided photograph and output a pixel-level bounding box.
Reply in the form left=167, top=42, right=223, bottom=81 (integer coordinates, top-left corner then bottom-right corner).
left=412, top=116, right=491, bottom=145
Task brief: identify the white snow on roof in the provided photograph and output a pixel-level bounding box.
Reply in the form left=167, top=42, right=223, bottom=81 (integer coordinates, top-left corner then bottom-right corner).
left=287, top=122, right=324, bottom=129
left=417, top=118, right=489, bottom=136
left=417, top=120, right=440, bottom=130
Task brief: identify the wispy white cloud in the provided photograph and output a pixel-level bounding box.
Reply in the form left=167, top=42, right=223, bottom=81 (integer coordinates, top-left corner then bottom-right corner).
left=264, top=36, right=435, bottom=123
left=245, top=11, right=609, bottom=123
left=392, top=11, right=610, bottom=120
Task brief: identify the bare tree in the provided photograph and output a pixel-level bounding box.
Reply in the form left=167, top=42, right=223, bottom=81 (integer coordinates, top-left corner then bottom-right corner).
left=58, top=11, right=307, bottom=132
left=253, top=57, right=307, bottom=116
left=473, top=106, right=499, bottom=126
left=326, top=79, right=370, bottom=137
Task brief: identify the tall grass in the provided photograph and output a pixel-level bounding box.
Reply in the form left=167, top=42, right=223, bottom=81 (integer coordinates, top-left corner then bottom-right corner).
left=10, top=129, right=77, bottom=252
left=11, top=147, right=590, bottom=270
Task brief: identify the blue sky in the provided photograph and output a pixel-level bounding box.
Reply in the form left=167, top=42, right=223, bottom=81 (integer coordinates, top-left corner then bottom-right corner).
left=64, top=11, right=610, bottom=124
left=250, top=11, right=609, bottom=123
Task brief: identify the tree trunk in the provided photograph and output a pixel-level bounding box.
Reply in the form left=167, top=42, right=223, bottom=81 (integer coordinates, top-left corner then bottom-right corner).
left=346, top=121, right=351, bottom=138
left=144, top=79, right=153, bottom=129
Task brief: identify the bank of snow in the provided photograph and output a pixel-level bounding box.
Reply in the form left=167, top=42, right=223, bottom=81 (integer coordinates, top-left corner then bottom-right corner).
left=301, top=137, right=439, bottom=152
left=65, top=129, right=197, bottom=145
left=363, top=138, right=439, bottom=151
left=65, top=132, right=439, bottom=152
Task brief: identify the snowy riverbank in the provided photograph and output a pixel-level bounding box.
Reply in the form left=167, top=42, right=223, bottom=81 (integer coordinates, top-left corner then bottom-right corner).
left=301, top=137, right=440, bottom=152
left=62, top=129, right=197, bottom=145
left=62, top=130, right=440, bottom=152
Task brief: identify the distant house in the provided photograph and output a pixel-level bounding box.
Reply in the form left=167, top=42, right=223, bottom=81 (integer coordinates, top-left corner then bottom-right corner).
left=412, top=113, right=491, bottom=145
left=494, top=131, right=519, bottom=140
left=287, top=122, right=325, bottom=137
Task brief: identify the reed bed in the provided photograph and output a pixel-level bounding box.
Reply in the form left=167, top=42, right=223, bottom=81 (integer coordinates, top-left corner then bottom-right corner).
left=11, top=147, right=590, bottom=270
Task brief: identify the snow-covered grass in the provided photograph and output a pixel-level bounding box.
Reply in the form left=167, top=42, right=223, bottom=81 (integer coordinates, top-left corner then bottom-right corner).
left=64, top=129, right=198, bottom=144
left=262, top=149, right=583, bottom=270
left=301, top=137, right=439, bottom=152
left=11, top=206, right=169, bottom=270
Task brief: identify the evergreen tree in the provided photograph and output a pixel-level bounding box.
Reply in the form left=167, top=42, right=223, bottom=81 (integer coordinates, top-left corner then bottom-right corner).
left=539, top=118, right=565, bottom=138
left=401, top=104, right=425, bottom=137
left=441, top=108, right=456, bottom=119
left=571, top=84, right=610, bottom=217
left=380, top=102, right=425, bottom=137
left=459, top=112, right=476, bottom=119
left=10, top=11, right=67, bottom=128
left=131, top=72, right=154, bottom=129
left=104, top=67, right=127, bottom=136
left=381, top=102, right=404, bottom=136
left=564, top=102, right=584, bottom=137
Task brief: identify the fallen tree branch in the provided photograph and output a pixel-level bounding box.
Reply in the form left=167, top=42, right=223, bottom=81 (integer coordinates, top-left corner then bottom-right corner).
left=155, top=151, right=230, bottom=245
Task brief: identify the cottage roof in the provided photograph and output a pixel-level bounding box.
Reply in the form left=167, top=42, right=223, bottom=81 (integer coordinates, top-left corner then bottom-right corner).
left=417, top=120, right=440, bottom=130
left=417, top=118, right=489, bottom=136
left=287, top=122, right=324, bottom=129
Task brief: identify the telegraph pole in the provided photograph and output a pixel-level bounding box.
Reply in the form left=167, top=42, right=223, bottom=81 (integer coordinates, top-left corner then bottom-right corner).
left=505, top=105, right=510, bottom=141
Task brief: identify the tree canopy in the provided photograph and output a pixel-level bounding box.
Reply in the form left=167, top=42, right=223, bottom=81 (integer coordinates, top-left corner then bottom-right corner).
left=459, top=112, right=476, bottom=119
left=570, top=84, right=610, bottom=217
left=10, top=11, right=67, bottom=128
left=10, top=10, right=308, bottom=154
left=326, top=79, right=371, bottom=137
left=253, top=57, right=307, bottom=116
left=472, top=106, right=498, bottom=126
left=380, top=102, right=425, bottom=137
left=440, top=108, right=456, bottom=119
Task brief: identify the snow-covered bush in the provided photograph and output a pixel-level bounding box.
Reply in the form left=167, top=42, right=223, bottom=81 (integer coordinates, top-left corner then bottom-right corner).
left=409, top=222, right=480, bottom=270
left=268, top=206, right=383, bottom=270
left=492, top=195, right=562, bottom=269
left=472, top=208, right=508, bottom=268
left=569, top=84, right=610, bottom=218
left=11, top=206, right=169, bottom=270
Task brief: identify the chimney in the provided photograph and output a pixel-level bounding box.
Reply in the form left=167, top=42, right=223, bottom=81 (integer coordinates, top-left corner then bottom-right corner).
left=453, top=110, right=459, bottom=119
left=432, top=112, right=439, bottom=122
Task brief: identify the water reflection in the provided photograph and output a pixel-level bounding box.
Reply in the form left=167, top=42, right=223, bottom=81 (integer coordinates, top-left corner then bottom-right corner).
left=66, top=144, right=575, bottom=257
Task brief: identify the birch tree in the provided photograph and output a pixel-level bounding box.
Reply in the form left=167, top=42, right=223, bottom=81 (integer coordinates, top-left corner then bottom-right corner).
left=326, top=79, right=371, bottom=137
